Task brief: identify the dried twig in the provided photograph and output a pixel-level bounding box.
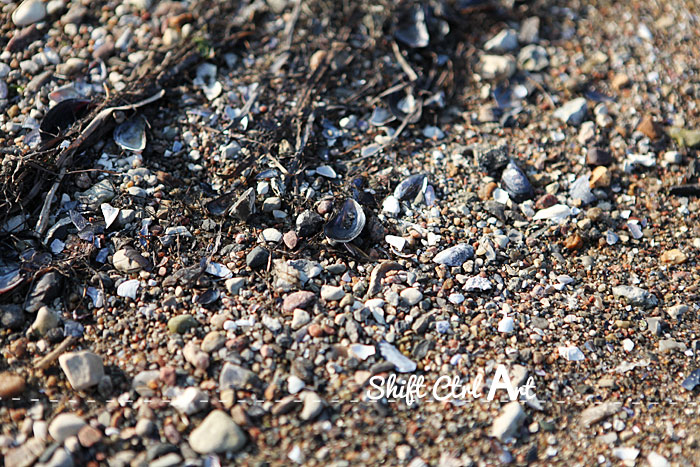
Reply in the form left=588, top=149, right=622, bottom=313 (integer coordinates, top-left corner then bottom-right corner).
left=34, top=336, right=77, bottom=370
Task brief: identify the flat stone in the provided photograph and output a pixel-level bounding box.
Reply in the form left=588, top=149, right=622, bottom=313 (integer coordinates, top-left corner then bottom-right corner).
left=77, top=425, right=103, bottom=448
left=489, top=402, right=526, bottom=441
left=320, top=285, right=345, bottom=301
left=49, top=413, right=86, bottom=443
left=201, top=331, right=225, bottom=353
left=188, top=410, right=246, bottom=454
left=282, top=291, right=316, bottom=313
left=113, top=248, right=150, bottom=273
left=25, top=271, right=64, bottom=313
left=580, top=400, right=620, bottom=426
left=170, top=387, right=208, bottom=415
left=612, top=285, right=658, bottom=308
left=132, top=370, right=160, bottom=396
left=167, top=315, right=199, bottom=333
left=261, top=228, right=282, bottom=243
left=224, top=277, right=246, bottom=295
left=219, top=362, right=257, bottom=390
left=659, top=339, right=687, bottom=353
left=667, top=304, right=688, bottom=320
left=78, top=179, right=116, bottom=210
left=3, top=438, right=45, bottom=467
left=58, top=350, right=104, bottom=391
left=0, top=372, right=25, bottom=397
left=400, top=287, right=423, bottom=306
left=586, top=147, right=613, bottom=166
left=433, top=244, right=474, bottom=267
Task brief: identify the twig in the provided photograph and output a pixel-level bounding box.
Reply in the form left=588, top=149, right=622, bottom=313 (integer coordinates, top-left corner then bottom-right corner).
left=35, top=166, right=65, bottom=235
left=34, top=336, right=77, bottom=370
left=391, top=41, right=418, bottom=82
left=226, top=85, right=262, bottom=130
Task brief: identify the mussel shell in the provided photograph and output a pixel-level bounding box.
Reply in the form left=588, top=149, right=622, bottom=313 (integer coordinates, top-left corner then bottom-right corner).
left=114, top=116, right=147, bottom=152
left=323, top=199, right=366, bottom=243
left=394, top=174, right=427, bottom=201
left=39, top=98, right=93, bottom=142
left=500, top=160, right=533, bottom=202
left=206, top=191, right=238, bottom=216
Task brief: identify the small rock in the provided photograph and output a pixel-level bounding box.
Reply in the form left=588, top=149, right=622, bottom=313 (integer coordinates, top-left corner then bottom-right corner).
left=57, top=57, right=86, bottom=76
left=167, top=315, right=199, bottom=334
left=300, top=391, right=324, bottom=421
left=589, top=166, right=611, bottom=188
left=296, top=211, right=323, bottom=237
left=230, top=187, right=256, bottom=221
left=261, top=228, right=282, bottom=243
left=183, top=341, right=209, bottom=370
left=188, top=410, right=246, bottom=454
left=58, top=351, right=104, bottom=391
left=400, top=288, right=423, bottom=306
left=262, top=197, right=282, bottom=212
left=647, top=452, right=670, bottom=467
left=3, top=438, right=45, bottom=467
left=586, top=147, right=612, bottom=166
left=219, top=362, right=257, bottom=389
left=12, top=0, right=46, bottom=26
left=113, top=248, right=150, bottom=273
left=49, top=413, right=86, bottom=443
left=32, top=306, right=60, bottom=336
left=291, top=309, right=311, bottom=330
left=553, top=97, right=587, bottom=125
left=283, top=230, right=298, bottom=249
left=25, top=271, right=64, bottom=313
left=517, top=44, right=549, bottom=71
left=611, top=73, right=630, bottom=90
left=201, top=331, right=225, bottom=353
left=246, top=246, right=269, bottom=269
left=580, top=400, right=620, bottom=427
left=660, top=249, right=687, bottom=264
left=636, top=115, right=662, bottom=140
left=433, top=244, right=474, bottom=267
left=1, top=304, right=25, bottom=330
left=612, top=285, right=658, bottom=308
left=282, top=291, right=316, bottom=313
left=480, top=55, right=516, bottom=80
left=519, top=17, right=540, bottom=43
left=659, top=339, right=686, bottom=353
left=320, top=285, right=345, bottom=301
left=0, top=372, right=25, bottom=397
left=171, top=387, right=208, bottom=415
left=225, top=277, right=246, bottom=295
left=77, top=425, right=103, bottom=448
left=667, top=304, right=688, bottom=320
left=490, top=402, right=526, bottom=441
left=382, top=196, right=401, bottom=217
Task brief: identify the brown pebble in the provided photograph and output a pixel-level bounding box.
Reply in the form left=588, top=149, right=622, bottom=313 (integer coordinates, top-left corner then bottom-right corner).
left=586, top=147, right=613, bottom=166
left=308, top=323, right=324, bottom=337
left=564, top=233, right=583, bottom=250
left=611, top=73, right=630, bottom=90
left=78, top=425, right=103, bottom=448
left=282, top=291, right=316, bottom=313
left=535, top=194, right=558, bottom=210
left=0, top=372, right=25, bottom=398
left=636, top=115, right=662, bottom=140
left=478, top=182, right=498, bottom=201
left=589, top=166, right=611, bottom=188
left=660, top=249, right=687, bottom=265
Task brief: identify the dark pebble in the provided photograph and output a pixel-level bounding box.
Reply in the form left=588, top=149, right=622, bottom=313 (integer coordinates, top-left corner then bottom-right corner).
left=246, top=247, right=269, bottom=269
left=586, top=147, right=613, bottom=166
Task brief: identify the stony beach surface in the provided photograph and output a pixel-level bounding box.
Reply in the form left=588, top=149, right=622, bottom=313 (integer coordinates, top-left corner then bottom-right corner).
left=1, top=0, right=700, bottom=465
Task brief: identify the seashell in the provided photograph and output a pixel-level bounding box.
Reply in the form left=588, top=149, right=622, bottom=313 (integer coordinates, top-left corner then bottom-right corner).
left=500, top=159, right=533, bottom=202
left=114, top=116, right=146, bottom=152
left=196, top=288, right=220, bottom=305
left=393, top=174, right=427, bottom=201
left=387, top=91, right=422, bottom=123
left=369, top=107, right=395, bottom=126
left=323, top=198, right=365, bottom=243
left=39, top=98, right=93, bottom=142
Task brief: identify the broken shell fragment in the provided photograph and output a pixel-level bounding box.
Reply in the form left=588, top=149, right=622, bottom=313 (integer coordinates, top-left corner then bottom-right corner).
left=39, top=98, right=93, bottom=142
left=393, top=174, right=427, bottom=201
left=323, top=198, right=366, bottom=243
left=113, top=116, right=147, bottom=152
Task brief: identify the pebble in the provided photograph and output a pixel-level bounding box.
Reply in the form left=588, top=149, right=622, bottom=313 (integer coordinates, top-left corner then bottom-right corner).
left=666, top=304, right=688, bottom=320
left=291, top=308, right=311, bottom=330
left=12, top=0, right=46, bottom=27
left=320, top=285, right=345, bottom=301
left=1, top=305, right=24, bottom=330
left=433, top=244, right=474, bottom=267
left=400, top=287, right=423, bottom=306
left=219, top=362, right=257, bottom=389
left=490, top=402, right=525, bottom=441
left=77, top=426, right=102, bottom=448
left=612, top=73, right=631, bottom=90
left=480, top=55, right=516, bottom=80
left=612, top=285, right=658, bottom=308
left=246, top=246, right=269, bottom=268
left=58, top=351, right=104, bottom=391
left=49, top=413, right=86, bottom=443
left=382, top=196, right=401, bottom=216
left=167, top=315, right=199, bottom=333
left=295, top=211, right=323, bottom=237
left=225, top=277, right=246, bottom=295
left=282, top=291, right=316, bottom=313
left=188, top=410, right=246, bottom=454
left=288, top=375, right=305, bottom=394
left=0, top=372, right=25, bottom=397
left=636, top=114, right=662, bottom=140
left=647, top=452, right=670, bottom=467
left=589, top=166, right=611, bottom=188
left=379, top=341, right=416, bottom=373
left=517, top=44, right=549, bottom=71
left=660, top=249, right=686, bottom=264
left=261, top=228, right=282, bottom=243
left=113, top=248, right=149, bottom=273
left=170, top=387, right=208, bottom=415
left=32, top=306, right=60, bottom=336
left=586, top=148, right=612, bottom=166
left=300, top=391, right=324, bottom=420
left=25, top=271, right=63, bottom=313
left=553, top=98, right=588, bottom=125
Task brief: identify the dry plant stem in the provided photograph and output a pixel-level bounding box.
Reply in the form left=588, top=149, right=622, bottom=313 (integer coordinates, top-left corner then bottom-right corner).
left=34, top=336, right=77, bottom=370
left=392, top=41, right=418, bottom=82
